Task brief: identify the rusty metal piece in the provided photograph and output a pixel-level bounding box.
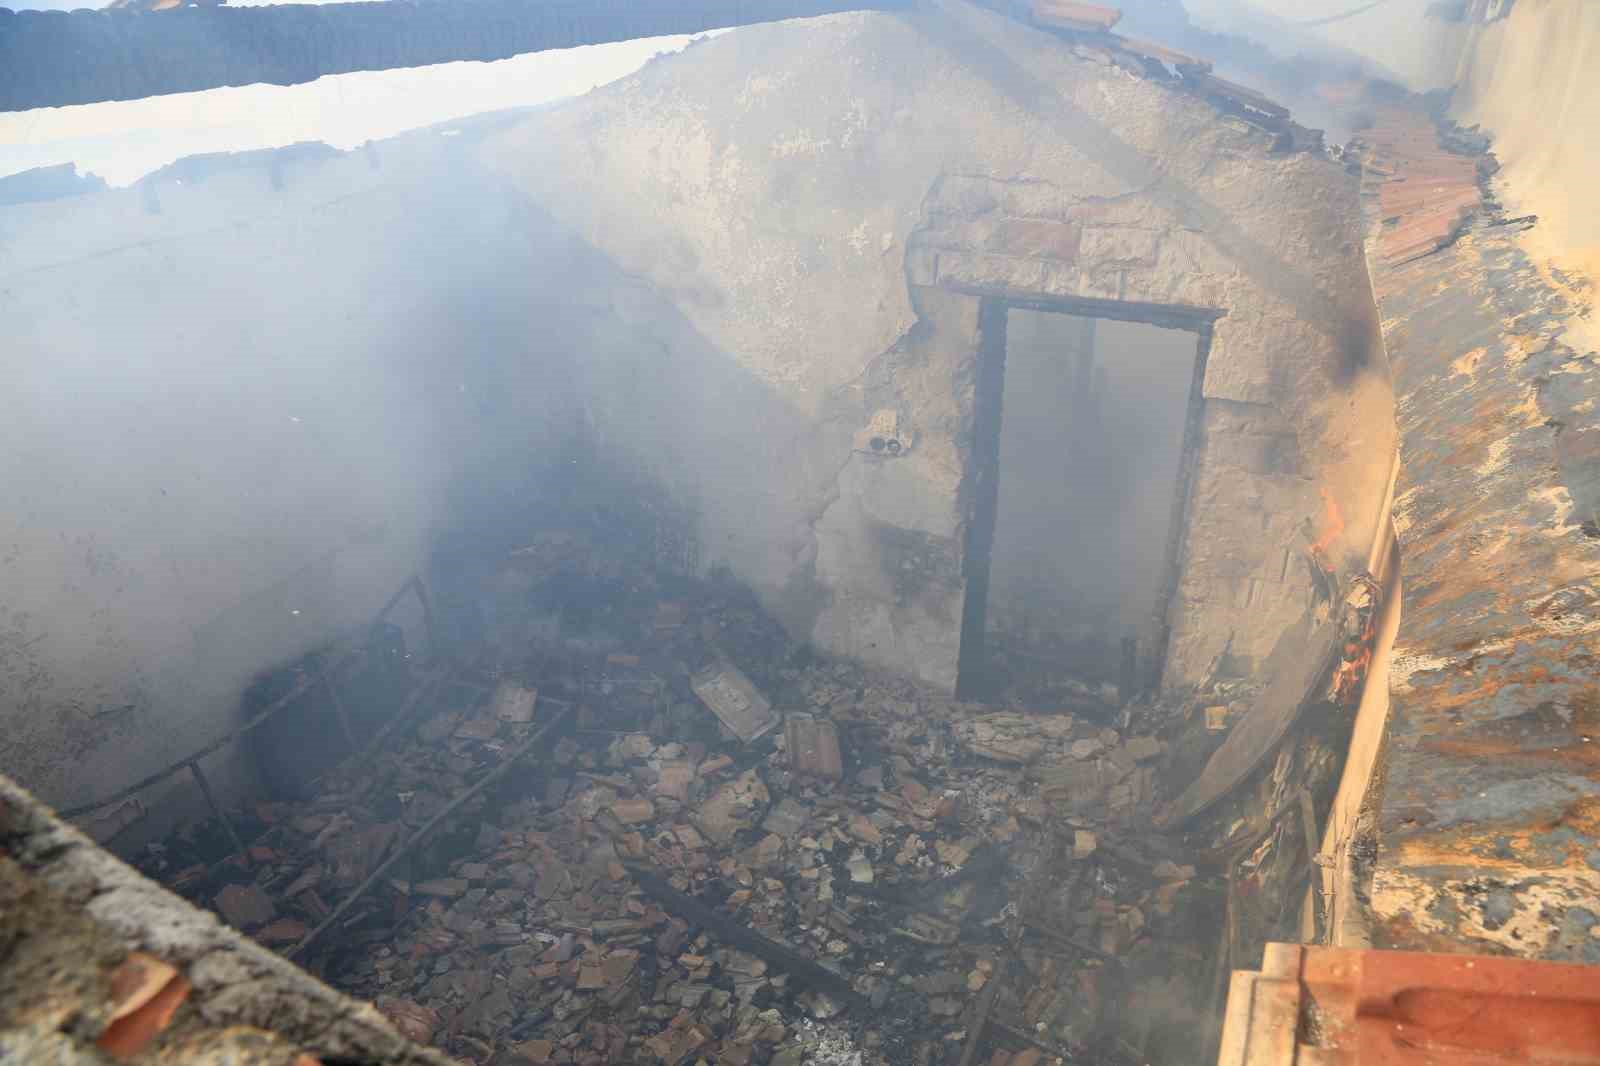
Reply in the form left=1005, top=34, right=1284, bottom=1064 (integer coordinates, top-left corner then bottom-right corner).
left=186, top=759, right=247, bottom=864
left=290, top=704, right=574, bottom=960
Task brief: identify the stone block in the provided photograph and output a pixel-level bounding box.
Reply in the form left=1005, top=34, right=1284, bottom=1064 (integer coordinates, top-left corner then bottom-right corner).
left=785, top=714, right=843, bottom=780
left=1079, top=226, right=1160, bottom=266
left=984, top=218, right=1082, bottom=261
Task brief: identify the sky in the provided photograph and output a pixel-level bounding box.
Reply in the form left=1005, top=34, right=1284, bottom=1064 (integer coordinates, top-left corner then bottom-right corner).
left=0, top=0, right=1455, bottom=187
left=0, top=0, right=699, bottom=186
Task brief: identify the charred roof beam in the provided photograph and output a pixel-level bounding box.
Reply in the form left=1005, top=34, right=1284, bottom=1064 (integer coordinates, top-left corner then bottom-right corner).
left=0, top=0, right=912, bottom=113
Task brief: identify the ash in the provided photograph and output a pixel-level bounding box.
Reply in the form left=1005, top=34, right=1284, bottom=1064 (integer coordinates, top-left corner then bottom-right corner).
left=132, top=509, right=1268, bottom=1066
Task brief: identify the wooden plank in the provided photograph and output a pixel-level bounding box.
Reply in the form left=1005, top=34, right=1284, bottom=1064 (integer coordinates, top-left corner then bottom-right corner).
left=1031, top=0, right=1121, bottom=31
left=1187, top=72, right=1292, bottom=119
left=1110, top=33, right=1211, bottom=71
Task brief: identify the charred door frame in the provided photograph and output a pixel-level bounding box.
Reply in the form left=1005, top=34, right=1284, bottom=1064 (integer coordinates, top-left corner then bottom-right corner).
left=952, top=289, right=1222, bottom=701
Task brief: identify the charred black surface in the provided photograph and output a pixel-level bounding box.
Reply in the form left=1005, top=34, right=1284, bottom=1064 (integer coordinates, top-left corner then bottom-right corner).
left=0, top=0, right=912, bottom=112
left=243, top=623, right=411, bottom=801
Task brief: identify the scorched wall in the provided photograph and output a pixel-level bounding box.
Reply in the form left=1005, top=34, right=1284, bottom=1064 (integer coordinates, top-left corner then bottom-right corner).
left=0, top=119, right=582, bottom=819
left=475, top=0, right=1397, bottom=693
left=2, top=0, right=1398, bottom=822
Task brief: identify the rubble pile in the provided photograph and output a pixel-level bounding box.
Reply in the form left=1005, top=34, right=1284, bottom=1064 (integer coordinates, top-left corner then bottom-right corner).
left=134, top=528, right=1248, bottom=1066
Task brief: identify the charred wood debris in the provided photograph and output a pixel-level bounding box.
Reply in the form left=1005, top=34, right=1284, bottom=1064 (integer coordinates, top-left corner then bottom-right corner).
left=127, top=527, right=1285, bottom=1066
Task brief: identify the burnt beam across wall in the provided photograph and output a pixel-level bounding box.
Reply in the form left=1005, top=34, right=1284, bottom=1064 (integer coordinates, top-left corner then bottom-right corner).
left=939, top=285, right=1227, bottom=332
left=0, top=0, right=913, bottom=112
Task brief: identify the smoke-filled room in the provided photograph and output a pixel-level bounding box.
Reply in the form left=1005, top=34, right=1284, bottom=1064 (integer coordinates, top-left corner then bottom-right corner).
left=4, top=0, right=1599, bottom=1064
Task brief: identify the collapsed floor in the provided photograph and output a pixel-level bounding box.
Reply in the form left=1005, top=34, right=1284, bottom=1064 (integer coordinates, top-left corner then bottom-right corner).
left=118, top=497, right=1334, bottom=1066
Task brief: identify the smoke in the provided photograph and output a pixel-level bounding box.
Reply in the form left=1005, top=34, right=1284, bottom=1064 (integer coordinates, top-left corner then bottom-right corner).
left=1179, top=0, right=1468, bottom=94
left=986, top=311, right=1197, bottom=685
left=0, top=116, right=585, bottom=809
left=0, top=35, right=701, bottom=187
left=1452, top=0, right=1600, bottom=357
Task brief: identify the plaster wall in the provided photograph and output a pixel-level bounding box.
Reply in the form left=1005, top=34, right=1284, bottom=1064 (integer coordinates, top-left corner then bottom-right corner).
left=477, top=0, right=1397, bottom=691
left=2, top=0, right=1399, bottom=818
left=0, top=125, right=579, bottom=813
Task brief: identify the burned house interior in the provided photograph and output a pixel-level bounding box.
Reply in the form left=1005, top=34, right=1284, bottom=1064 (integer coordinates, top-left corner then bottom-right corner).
left=2, top=0, right=1598, bottom=1065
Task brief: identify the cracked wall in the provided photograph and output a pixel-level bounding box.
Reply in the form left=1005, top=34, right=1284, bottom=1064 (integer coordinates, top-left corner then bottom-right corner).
left=477, top=0, right=1396, bottom=691
left=2, top=0, right=1400, bottom=822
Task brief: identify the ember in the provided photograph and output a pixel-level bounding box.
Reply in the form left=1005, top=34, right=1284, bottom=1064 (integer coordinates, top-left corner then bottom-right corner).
left=1308, top=488, right=1347, bottom=568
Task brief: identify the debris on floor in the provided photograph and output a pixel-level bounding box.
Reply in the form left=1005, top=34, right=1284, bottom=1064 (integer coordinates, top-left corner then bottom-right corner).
left=129, top=521, right=1307, bottom=1066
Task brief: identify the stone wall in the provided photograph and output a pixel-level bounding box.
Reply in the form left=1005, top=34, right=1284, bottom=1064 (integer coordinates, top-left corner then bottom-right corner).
left=2, top=0, right=1399, bottom=819
left=477, top=0, right=1396, bottom=692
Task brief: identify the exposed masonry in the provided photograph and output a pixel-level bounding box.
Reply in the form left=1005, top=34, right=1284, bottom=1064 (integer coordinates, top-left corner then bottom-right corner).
left=900, top=162, right=1360, bottom=687
left=471, top=0, right=1396, bottom=691
left=0, top=0, right=1397, bottom=841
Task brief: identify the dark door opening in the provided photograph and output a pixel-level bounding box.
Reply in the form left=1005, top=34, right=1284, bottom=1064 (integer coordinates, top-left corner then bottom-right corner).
left=956, top=296, right=1213, bottom=706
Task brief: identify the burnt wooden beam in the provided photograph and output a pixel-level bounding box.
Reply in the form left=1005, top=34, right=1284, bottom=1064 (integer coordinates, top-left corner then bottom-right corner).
left=627, top=862, right=869, bottom=1010
left=0, top=0, right=912, bottom=112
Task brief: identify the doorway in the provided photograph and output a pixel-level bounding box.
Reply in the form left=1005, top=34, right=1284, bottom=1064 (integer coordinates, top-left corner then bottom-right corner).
left=955, top=296, right=1214, bottom=706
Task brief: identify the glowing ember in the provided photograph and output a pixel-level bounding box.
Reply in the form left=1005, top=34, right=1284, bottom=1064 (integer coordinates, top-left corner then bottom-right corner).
left=1310, top=487, right=1347, bottom=565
